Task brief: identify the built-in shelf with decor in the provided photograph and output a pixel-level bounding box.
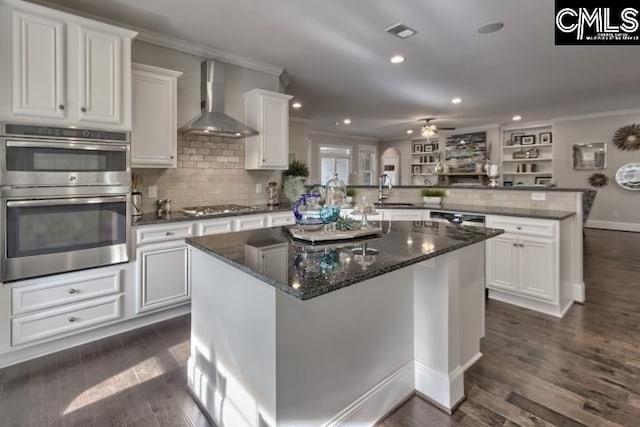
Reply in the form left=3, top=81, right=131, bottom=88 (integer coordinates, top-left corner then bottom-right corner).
left=410, top=138, right=440, bottom=185
left=501, top=125, right=553, bottom=186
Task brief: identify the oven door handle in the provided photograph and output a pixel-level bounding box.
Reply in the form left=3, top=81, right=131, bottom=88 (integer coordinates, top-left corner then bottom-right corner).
left=6, top=196, right=127, bottom=208
left=6, top=140, right=127, bottom=152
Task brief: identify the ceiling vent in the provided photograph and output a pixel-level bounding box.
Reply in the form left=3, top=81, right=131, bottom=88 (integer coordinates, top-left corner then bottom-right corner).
left=385, top=23, right=418, bottom=39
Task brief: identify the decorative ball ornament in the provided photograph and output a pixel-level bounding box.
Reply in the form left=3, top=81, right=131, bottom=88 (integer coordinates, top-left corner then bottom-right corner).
left=588, top=172, right=608, bottom=187
left=612, top=124, right=640, bottom=151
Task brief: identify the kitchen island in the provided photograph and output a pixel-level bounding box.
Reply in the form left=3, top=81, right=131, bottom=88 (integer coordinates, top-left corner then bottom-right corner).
left=186, top=222, right=502, bottom=427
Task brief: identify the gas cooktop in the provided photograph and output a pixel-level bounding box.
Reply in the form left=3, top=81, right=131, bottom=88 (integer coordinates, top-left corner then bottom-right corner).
left=182, top=204, right=257, bottom=217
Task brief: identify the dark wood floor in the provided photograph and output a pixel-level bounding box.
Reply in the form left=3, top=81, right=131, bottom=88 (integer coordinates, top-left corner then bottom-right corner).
left=0, top=228, right=638, bottom=426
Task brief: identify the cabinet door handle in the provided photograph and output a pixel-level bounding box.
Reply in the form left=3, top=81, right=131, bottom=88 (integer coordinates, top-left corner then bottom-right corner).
left=512, top=243, right=517, bottom=247
left=81, top=107, right=87, bottom=113
left=68, top=316, right=77, bottom=323
left=516, top=226, right=522, bottom=230
left=58, top=104, right=65, bottom=110
left=165, top=231, right=174, bottom=236
left=170, top=155, right=174, bottom=159
left=68, top=288, right=79, bottom=294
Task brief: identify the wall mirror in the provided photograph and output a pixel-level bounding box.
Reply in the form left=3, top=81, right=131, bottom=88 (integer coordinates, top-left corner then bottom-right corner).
left=573, top=142, right=606, bottom=170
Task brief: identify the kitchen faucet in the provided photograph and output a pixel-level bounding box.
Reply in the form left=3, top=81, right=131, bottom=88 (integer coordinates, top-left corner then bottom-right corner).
left=378, top=174, right=392, bottom=203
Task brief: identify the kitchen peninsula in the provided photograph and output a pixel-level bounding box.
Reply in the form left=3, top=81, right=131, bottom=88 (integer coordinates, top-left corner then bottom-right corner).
left=186, top=222, right=502, bottom=427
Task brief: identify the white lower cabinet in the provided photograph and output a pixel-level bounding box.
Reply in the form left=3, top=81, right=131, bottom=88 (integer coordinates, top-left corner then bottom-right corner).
left=136, top=240, right=190, bottom=314
left=486, top=215, right=563, bottom=315
left=9, top=266, right=125, bottom=346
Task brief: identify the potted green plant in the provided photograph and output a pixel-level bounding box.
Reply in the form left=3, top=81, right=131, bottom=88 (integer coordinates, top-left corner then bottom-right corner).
left=345, top=188, right=356, bottom=204
left=421, top=188, right=445, bottom=206
left=283, top=160, right=310, bottom=203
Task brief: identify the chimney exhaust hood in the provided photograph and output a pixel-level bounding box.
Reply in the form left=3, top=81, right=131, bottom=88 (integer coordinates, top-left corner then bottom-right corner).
left=179, top=60, right=259, bottom=138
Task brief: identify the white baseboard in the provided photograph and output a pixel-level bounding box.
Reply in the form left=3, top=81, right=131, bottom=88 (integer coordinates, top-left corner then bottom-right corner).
left=572, top=282, right=585, bottom=303
left=326, top=361, right=415, bottom=427
left=414, top=361, right=464, bottom=411
left=488, top=290, right=565, bottom=318
left=586, top=220, right=640, bottom=233
left=461, top=352, right=483, bottom=372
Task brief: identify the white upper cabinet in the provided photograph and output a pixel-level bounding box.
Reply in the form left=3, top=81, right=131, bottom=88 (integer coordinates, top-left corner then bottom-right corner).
left=10, top=10, right=66, bottom=119
left=0, top=1, right=136, bottom=129
left=131, top=63, right=182, bottom=168
left=75, top=26, right=123, bottom=124
left=244, top=89, right=292, bottom=170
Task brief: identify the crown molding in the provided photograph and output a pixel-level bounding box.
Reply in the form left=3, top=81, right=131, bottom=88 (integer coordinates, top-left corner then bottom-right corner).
left=450, top=123, right=501, bottom=134
left=27, top=0, right=284, bottom=77
left=500, top=121, right=552, bottom=131
left=308, top=129, right=379, bottom=142
left=136, top=30, right=284, bottom=76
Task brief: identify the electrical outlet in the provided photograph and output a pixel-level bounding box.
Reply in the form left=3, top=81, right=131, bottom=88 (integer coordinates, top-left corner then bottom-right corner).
left=148, top=185, right=157, bottom=198
left=531, top=192, right=546, bottom=201
left=255, top=183, right=263, bottom=194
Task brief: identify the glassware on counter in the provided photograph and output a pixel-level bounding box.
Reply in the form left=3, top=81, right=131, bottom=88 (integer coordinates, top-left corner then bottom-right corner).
left=487, top=163, right=501, bottom=187
left=351, top=196, right=377, bottom=229
left=325, top=173, right=346, bottom=207
left=292, top=192, right=324, bottom=231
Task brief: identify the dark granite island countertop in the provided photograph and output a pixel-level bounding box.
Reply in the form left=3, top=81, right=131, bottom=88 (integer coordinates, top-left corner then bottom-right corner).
left=186, top=221, right=503, bottom=301
left=187, top=221, right=503, bottom=422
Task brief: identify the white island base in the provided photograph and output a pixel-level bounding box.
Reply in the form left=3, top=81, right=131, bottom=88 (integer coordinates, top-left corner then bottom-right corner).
left=187, top=242, right=486, bottom=427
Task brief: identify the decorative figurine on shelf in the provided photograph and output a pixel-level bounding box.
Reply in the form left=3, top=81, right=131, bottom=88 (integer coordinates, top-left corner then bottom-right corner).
left=487, top=163, right=501, bottom=187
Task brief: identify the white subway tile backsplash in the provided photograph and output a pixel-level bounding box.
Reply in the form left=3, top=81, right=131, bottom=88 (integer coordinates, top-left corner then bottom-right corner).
left=132, top=133, right=281, bottom=212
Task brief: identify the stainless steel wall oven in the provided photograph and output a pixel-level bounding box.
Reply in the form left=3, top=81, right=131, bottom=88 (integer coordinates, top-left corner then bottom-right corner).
left=0, top=124, right=131, bottom=282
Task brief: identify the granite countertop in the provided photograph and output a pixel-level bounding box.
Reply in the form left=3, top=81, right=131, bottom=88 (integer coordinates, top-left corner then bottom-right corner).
left=132, top=203, right=293, bottom=226
left=345, top=185, right=589, bottom=192
left=186, top=221, right=503, bottom=301
left=373, top=203, right=576, bottom=220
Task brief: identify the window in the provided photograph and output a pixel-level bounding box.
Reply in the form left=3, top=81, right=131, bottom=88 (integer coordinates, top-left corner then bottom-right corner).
left=320, top=146, right=350, bottom=184
left=359, top=145, right=377, bottom=185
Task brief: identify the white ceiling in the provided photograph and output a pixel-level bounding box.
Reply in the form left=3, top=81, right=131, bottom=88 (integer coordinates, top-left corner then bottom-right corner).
left=39, top=0, right=640, bottom=139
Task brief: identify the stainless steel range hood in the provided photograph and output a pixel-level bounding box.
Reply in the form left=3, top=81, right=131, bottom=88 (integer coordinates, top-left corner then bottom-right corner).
left=179, top=60, right=258, bottom=138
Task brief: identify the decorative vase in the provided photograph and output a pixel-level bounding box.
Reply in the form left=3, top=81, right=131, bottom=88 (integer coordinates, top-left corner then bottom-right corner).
left=423, top=196, right=442, bottom=206
left=284, top=176, right=307, bottom=203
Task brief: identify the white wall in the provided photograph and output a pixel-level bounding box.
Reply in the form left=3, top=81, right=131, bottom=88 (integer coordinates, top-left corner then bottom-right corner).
left=553, top=112, right=640, bottom=227
left=289, top=119, right=310, bottom=166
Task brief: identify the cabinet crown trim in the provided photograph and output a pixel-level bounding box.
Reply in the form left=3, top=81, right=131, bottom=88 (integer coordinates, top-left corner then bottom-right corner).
left=132, top=62, right=183, bottom=78
left=243, top=88, right=292, bottom=100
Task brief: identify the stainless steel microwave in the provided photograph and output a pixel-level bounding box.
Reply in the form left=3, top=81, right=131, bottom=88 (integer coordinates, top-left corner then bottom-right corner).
left=0, top=123, right=130, bottom=189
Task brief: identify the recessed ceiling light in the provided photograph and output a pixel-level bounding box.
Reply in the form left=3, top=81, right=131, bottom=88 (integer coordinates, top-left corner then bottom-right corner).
left=335, top=121, right=340, bottom=126
left=512, top=115, right=522, bottom=121
left=406, top=129, right=413, bottom=135
left=390, top=55, right=405, bottom=64
left=451, top=97, right=462, bottom=104
left=235, top=132, right=242, bottom=136
left=291, top=101, right=302, bottom=109
left=203, top=130, right=210, bottom=133
left=385, top=23, right=418, bottom=39
left=478, top=22, right=504, bottom=34
left=343, top=118, right=352, bottom=125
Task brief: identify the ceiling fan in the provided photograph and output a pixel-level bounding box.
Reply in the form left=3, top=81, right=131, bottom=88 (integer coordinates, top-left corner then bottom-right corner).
left=418, top=117, right=456, bottom=139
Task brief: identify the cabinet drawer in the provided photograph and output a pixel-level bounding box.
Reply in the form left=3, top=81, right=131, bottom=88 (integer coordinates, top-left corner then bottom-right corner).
left=136, top=222, right=196, bottom=244
left=267, top=212, right=295, bottom=227
left=12, top=294, right=123, bottom=346
left=487, top=217, right=556, bottom=238
left=233, top=215, right=267, bottom=231
left=12, top=268, right=123, bottom=315
left=196, top=218, right=233, bottom=236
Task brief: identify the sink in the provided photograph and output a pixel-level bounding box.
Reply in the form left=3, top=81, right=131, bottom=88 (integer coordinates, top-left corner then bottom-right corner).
left=373, top=203, right=417, bottom=207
